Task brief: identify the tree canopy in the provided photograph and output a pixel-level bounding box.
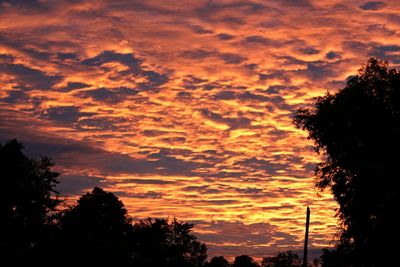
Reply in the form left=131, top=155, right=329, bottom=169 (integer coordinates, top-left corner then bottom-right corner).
left=58, top=187, right=133, bottom=265
left=0, top=139, right=209, bottom=266
left=233, top=255, right=259, bottom=267
left=0, top=139, right=61, bottom=265
left=294, top=58, right=400, bottom=266
left=206, top=256, right=230, bottom=267
left=261, top=251, right=301, bottom=267
left=132, top=217, right=207, bottom=267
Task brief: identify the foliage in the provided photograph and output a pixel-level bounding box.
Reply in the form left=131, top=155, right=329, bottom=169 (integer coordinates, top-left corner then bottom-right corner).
left=261, top=251, right=301, bottom=267
left=320, top=241, right=355, bottom=267
left=294, top=58, right=400, bottom=266
left=132, top=217, right=207, bottom=267
left=0, top=139, right=61, bottom=264
left=0, top=139, right=210, bottom=266
left=58, top=187, right=133, bottom=265
left=206, top=256, right=230, bottom=267
left=234, top=255, right=259, bottom=267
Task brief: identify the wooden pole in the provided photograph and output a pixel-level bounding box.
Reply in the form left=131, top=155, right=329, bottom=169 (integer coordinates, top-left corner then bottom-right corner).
left=303, top=206, right=310, bottom=267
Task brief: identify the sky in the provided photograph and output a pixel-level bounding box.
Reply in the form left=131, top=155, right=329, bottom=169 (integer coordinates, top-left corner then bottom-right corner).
left=1, top=0, right=399, bottom=260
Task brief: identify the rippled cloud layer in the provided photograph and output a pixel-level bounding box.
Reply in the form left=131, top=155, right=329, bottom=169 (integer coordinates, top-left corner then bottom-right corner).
left=1, top=0, right=399, bottom=259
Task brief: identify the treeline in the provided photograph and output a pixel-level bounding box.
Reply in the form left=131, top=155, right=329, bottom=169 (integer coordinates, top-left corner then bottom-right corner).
left=0, top=139, right=204, bottom=266
left=294, top=58, right=400, bottom=267
left=207, top=252, right=304, bottom=267
left=0, top=139, right=307, bottom=267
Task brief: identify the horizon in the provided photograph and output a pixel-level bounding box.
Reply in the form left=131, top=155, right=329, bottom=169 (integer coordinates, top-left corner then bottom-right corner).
left=1, top=0, right=398, bottom=260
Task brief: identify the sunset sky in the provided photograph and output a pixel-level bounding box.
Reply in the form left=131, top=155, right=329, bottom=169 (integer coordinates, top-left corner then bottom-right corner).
left=1, top=0, right=399, bottom=260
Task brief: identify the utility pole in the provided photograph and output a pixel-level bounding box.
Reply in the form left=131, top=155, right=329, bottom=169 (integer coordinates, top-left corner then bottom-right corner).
left=303, top=206, right=310, bottom=267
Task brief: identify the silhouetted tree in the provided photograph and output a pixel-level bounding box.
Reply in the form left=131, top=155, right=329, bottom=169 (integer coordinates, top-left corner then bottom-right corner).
left=320, top=240, right=355, bottom=267
left=58, top=187, right=133, bottom=265
left=131, top=218, right=207, bottom=267
left=261, top=251, right=301, bottom=267
left=234, top=255, right=259, bottom=267
left=0, top=139, right=212, bottom=266
left=294, top=58, right=400, bottom=266
left=206, top=256, right=230, bottom=267
left=0, top=139, right=61, bottom=265
left=312, top=258, right=320, bottom=267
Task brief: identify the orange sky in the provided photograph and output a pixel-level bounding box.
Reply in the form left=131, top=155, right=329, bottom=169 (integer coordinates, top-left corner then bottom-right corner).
left=1, top=0, right=399, bottom=260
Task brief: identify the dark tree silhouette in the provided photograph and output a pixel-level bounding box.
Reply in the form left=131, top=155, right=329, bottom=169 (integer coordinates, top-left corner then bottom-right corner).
left=206, top=256, right=230, bottom=267
left=131, top=218, right=207, bottom=267
left=233, top=255, right=259, bottom=267
left=320, top=240, right=355, bottom=267
left=58, top=187, right=133, bottom=265
left=294, top=58, right=400, bottom=266
left=0, top=139, right=211, bottom=265
left=261, top=251, right=301, bottom=267
left=0, top=139, right=61, bottom=265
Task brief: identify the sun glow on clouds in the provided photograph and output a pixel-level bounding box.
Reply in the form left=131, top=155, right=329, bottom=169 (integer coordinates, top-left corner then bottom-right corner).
left=1, top=0, right=399, bottom=259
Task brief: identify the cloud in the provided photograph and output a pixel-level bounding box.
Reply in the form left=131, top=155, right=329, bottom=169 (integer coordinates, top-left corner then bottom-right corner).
left=359, top=1, right=386, bottom=11
left=82, top=50, right=143, bottom=69
left=0, top=0, right=49, bottom=11
left=110, top=178, right=175, bottom=185
left=266, top=85, right=299, bottom=95
left=238, top=91, right=270, bottom=102
left=294, top=61, right=339, bottom=81
left=278, top=0, right=313, bottom=8
left=182, top=50, right=246, bottom=65
left=213, top=90, right=236, bottom=100
left=120, top=191, right=164, bottom=199
left=77, top=87, right=139, bottom=103
left=189, top=24, right=213, bottom=34
left=387, top=14, right=400, bottom=25
left=0, top=62, right=62, bottom=90
left=258, top=70, right=290, bottom=83
left=77, top=116, right=127, bottom=131
left=234, top=157, right=287, bottom=175
left=57, top=52, right=78, bottom=60
left=0, top=123, right=206, bottom=178
left=141, top=70, right=169, bottom=88
left=216, top=33, right=235, bottom=40
left=1, top=89, right=29, bottom=104
left=369, top=45, right=400, bottom=63
left=181, top=49, right=216, bottom=60
left=325, top=51, right=341, bottom=60
left=366, top=24, right=395, bottom=36
left=181, top=75, right=210, bottom=90
left=107, top=0, right=176, bottom=16
left=82, top=50, right=169, bottom=89
left=199, top=108, right=251, bottom=130
left=197, top=199, right=240, bottom=205
left=183, top=185, right=221, bottom=194
left=57, top=174, right=106, bottom=194
left=194, top=221, right=275, bottom=244
left=221, top=17, right=246, bottom=25
left=243, top=35, right=275, bottom=46
left=44, top=106, right=93, bottom=124
left=299, top=47, right=320, bottom=55
left=342, top=41, right=372, bottom=52
left=218, top=53, right=246, bottom=64
left=194, top=1, right=268, bottom=21
left=63, top=82, right=90, bottom=91
left=90, top=150, right=203, bottom=177
left=193, top=220, right=299, bottom=257
left=0, top=34, right=55, bottom=61
left=214, top=90, right=279, bottom=103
